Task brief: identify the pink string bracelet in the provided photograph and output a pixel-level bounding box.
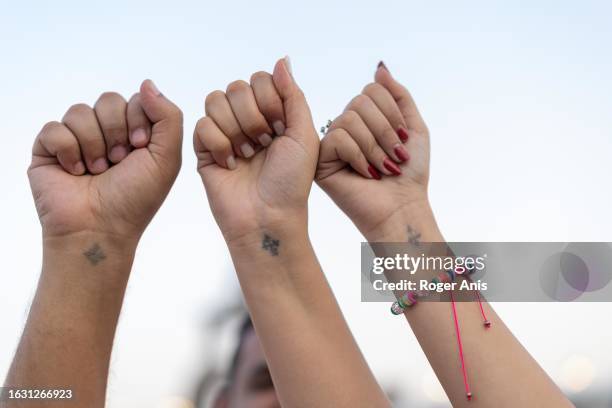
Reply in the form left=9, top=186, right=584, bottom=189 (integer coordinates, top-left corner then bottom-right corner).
left=390, top=266, right=491, bottom=401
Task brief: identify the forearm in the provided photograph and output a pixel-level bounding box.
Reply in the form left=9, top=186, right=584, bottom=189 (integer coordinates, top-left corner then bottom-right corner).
left=367, top=206, right=572, bottom=407
left=3, top=233, right=136, bottom=408
left=228, top=221, right=390, bottom=407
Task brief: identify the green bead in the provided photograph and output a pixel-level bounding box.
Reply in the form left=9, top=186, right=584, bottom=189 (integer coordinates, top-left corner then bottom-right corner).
left=398, top=297, right=408, bottom=308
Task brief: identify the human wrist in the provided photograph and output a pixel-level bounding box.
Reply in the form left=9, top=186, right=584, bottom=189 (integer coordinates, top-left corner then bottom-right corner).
left=43, top=228, right=140, bottom=252
left=42, top=231, right=138, bottom=284
left=225, top=214, right=316, bottom=285
left=227, top=220, right=310, bottom=260
left=228, top=226, right=322, bottom=307
left=364, top=200, right=444, bottom=243
left=224, top=208, right=309, bottom=252
left=43, top=230, right=139, bottom=254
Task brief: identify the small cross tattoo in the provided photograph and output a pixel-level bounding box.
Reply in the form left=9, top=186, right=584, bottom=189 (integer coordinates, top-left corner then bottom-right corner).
left=407, top=226, right=421, bottom=247
left=83, top=243, right=106, bottom=266
left=262, top=234, right=280, bottom=256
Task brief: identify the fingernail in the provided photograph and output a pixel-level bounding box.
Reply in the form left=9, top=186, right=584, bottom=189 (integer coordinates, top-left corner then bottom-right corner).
left=397, top=127, right=409, bottom=143
left=148, top=79, right=161, bottom=96
left=383, top=157, right=402, bottom=175
left=394, top=144, right=409, bottom=162
left=130, top=128, right=148, bottom=147
left=258, top=133, right=273, bottom=147
left=240, top=143, right=255, bottom=158
left=284, top=55, right=293, bottom=76
left=226, top=155, right=237, bottom=170
left=73, top=161, right=86, bottom=175
left=109, top=145, right=128, bottom=163
left=91, top=157, right=109, bottom=173
left=378, top=60, right=389, bottom=72
left=368, top=164, right=381, bottom=180
left=272, top=121, right=285, bottom=136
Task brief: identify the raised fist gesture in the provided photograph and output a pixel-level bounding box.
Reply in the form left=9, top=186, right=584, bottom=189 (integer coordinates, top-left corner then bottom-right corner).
left=28, top=80, right=183, bottom=241
left=194, top=58, right=319, bottom=243
left=316, top=63, right=435, bottom=241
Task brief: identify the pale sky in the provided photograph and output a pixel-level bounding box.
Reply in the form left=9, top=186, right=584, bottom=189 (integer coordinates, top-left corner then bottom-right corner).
left=1, top=1, right=611, bottom=406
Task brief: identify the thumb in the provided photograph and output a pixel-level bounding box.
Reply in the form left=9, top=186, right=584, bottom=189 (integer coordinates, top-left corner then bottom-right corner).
left=374, top=62, right=428, bottom=134
left=139, top=79, right=183, bottom=161
left=272, top=57, right=315, bottom=143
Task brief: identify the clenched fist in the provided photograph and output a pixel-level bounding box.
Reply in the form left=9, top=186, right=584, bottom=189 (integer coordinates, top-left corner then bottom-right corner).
left=28, top=80, right=183, bottom=241
left=316, top=63, right=437, bottom=241
left=194, top=58, right=319, bottom=243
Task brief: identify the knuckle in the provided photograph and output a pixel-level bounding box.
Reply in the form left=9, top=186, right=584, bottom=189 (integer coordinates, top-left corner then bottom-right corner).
left=242, top=121, right=264, bottom=137
left=250, top=71, right=270, bottom=83
left=259, top=100, right=279, bottom=116
left=349, top=145, right=362, bottom=162
left=226, top=80, right=249, bottom=95
left=56, top=137, right=75, bottom=151
left=325, top=129, right=344, bottom=144
left=366, top=141, right=381, bottom=158
left=193, top=119, right=206, bottom=150
left=194, top=121, right=229, bottom=151
left=362, top=82, right=383, bottom=95
left=349, top=94, right=371, bottom=110
left=319, top=132, right=336, bottom=152
left=103, top=125, right=127, bottom=141
left=257, top=95, right=281, bottom=115
left=101, top=115, right=127, bottom=133
left=64, top=103, right=91, bottom=119
left=205, top=90, right=226, bottom=110
left=128, top=92, right=140, bottom=103
left=103, top=124, right=125, bottom=137
left=195, top=117, right=212, bottom=136
left=96, top=91, right=125, bottom=105
left=209, top=136, right=230, bottom=152
left=40, top=120, right=63, bottom=136
left=339, top=110, right=360, bottom=128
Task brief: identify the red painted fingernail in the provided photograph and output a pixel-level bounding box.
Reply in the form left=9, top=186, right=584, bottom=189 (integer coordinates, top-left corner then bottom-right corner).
left=397, top=127, right=409, bottom=143
left=383, top=157, right=402, bottom=175
left=368, top=164, right=381, bottom=180
left=394, top=144, right=409, bottom=162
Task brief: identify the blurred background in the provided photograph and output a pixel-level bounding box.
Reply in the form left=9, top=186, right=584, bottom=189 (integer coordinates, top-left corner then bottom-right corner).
left=1, top=0, right=611, bottom=406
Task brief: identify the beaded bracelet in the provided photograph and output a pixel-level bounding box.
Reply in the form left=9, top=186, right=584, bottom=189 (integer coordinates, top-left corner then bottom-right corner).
left=391, top=291, right=418, bottom=314
left=390, top=267, right=463, bottom=315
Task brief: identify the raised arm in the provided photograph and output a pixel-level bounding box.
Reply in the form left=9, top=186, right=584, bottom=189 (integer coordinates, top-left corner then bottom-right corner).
left=2, top=81, right=183, bottom=408
left=193, top=58, right=390, bottom=407
left=316, top=62, right=573, bottom=407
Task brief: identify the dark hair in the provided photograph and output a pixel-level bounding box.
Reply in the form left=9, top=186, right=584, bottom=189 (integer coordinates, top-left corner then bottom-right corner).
left=227, top=316, right=254, bottom=384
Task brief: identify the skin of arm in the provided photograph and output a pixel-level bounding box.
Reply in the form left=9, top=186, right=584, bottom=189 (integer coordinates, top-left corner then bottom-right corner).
left=4, top=234, right=137, bottom=407
left=369, top=207, right=573, bottom=407
left=193, top=58, right=390, bottom=407
left=316, top=62, right=573, bottom=407
left=2, top=81, right=183, bottom=408
left=228, top=225, right=387, bottom=407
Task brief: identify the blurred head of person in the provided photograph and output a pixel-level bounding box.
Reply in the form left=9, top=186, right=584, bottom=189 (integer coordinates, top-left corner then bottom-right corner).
left=213, top=317, right=279, bottom=408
